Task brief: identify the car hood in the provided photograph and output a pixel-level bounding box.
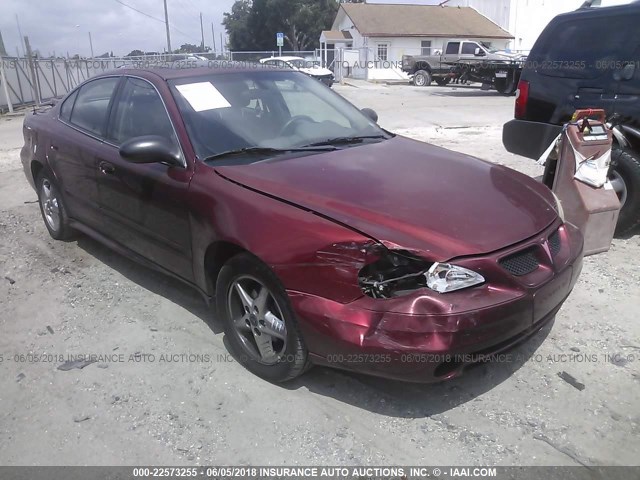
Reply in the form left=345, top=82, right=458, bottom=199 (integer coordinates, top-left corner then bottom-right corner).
left=215, top=136, right=558, bottom=260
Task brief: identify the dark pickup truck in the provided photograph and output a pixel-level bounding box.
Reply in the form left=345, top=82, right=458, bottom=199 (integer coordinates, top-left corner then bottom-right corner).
left=402, top=40, right=525, bottom=94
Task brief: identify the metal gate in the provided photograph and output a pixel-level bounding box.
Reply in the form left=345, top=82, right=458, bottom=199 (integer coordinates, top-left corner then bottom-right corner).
left=0, top=56, right=124, bottom=111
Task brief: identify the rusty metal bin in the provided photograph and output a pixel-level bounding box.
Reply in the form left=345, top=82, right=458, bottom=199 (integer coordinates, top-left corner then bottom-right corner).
left=548, top=109, right=621, bottom=256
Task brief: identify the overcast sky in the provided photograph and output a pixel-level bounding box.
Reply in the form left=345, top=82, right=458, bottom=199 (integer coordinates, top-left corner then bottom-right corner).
left=0, top=0, right=236, bottom=57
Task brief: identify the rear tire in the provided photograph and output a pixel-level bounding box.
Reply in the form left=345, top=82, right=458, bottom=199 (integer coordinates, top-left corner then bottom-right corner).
left=611, top=148, right=640, bottom=236
left=36, top=170, right=75, bottom=240
left=413, top=70, right=432, bottom=87
left=495, top=77, right=517, bottom=95
left=216, top=253, right=309, bottom=382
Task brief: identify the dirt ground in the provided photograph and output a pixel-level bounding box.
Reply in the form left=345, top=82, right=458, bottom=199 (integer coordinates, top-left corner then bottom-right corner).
left=0, top=82, right=639, bottom=467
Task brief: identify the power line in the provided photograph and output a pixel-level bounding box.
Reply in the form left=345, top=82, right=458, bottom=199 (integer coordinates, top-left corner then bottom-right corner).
left=112, top=0, right=201, bottom=45
left=174, top=0, right=200, bottom=20
left=114, top=0, right=165, bottom=23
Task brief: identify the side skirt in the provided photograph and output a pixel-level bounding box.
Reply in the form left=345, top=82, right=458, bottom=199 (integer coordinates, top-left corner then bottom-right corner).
left=69, top=219, right=213, bottom=306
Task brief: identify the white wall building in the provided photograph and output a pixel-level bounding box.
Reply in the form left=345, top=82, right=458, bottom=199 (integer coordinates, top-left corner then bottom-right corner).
left=322, top=2, right=513, bottom=80
left=365, top=0, right=635, bottom=52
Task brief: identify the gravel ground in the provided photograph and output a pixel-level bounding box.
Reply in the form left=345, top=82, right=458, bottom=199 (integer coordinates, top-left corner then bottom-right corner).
left=0, top=83, right=639, bottom=467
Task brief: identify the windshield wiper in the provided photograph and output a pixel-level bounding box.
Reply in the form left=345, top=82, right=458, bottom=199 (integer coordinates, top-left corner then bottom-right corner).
left=203, top=146, right=336, bottom=162
left=303, top=135, right=388, bottom=147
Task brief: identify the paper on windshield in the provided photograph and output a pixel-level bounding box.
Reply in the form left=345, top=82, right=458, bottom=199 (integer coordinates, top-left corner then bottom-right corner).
left=175, top=82, right=231, bottom=112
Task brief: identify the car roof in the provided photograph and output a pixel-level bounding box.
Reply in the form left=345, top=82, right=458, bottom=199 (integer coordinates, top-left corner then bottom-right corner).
left=260, top=56, right=304, bottom=63
left=553, top=1, right=640, bottom=20
left=99, top=61, right=293, bottom=81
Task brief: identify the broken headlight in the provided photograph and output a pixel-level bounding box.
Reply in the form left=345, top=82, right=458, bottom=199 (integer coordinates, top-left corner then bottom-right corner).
left=359, top=250, right=485, bottom=299
left=358, top=250, right=431, bottom=299
left=425, top=262, right=485, bottom=293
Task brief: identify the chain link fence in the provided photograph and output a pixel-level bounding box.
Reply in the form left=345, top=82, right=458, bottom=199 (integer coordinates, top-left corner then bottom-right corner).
left=0, top=53, right=233, bottom=112
left=228, top=51, right=318, bottom=63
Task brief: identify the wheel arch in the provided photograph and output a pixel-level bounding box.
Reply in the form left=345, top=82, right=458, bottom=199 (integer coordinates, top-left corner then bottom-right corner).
left=618, top=125, right=640, bottom=152
left=415, top=62, right=432, bottom=73
left=31, top=159, right=45, bottom=185
left=203, top=240, right=249, bottom=295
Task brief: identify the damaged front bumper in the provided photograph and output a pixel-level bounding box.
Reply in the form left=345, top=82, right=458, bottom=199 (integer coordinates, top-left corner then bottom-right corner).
left=288, top=221, right=584, bottom=383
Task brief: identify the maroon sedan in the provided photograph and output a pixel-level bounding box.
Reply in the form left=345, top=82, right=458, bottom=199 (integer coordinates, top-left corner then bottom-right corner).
left=21, top=65, right=584, bottom=383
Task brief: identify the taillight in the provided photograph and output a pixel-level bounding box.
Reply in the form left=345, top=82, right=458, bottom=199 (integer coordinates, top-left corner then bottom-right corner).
left=514, top=80, right=529, bottom=119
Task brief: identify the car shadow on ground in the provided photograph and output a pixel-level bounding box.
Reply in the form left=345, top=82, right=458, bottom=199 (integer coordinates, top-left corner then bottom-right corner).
left=431, top=88, right=508, bottom=98
left=285, top=321, right=553, bottom=419
left=75, top=235, right=222, bottom=335
left=618, top=224, right=640, bottom=240
left=75, top=233, right=552, bottom=417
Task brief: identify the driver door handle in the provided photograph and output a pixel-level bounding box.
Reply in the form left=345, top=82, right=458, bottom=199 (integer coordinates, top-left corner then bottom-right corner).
left=614, top=63, right=636, bottom=81
left=622, top=63, right=636, bottom=81
left=99, top=161, right=115, bottom=175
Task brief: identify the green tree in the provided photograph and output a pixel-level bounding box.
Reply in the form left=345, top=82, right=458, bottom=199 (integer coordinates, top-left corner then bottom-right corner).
left=224, top=0, right=340, bottom=51
left=173, top=44, right=202, bottom=54
left=223, top=0, right=256, bottom=51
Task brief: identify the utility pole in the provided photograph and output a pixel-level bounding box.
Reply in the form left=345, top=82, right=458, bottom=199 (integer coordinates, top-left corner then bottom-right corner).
left=220, top=32, right=224, bottom=57
left=0, top=29, right=6, bottom=56
left=0, top=29, right=13, bottom=113
left=163, top=0, right=172, bottom=54
left=211, top=23, right=216, bottom=56
left=88, top=31, right=94, bottom=58
left=15, top=15, right=25, bottom=56
left=199, top=13, right=205, bottom=52
left=24, top=36, right=41, bottom=106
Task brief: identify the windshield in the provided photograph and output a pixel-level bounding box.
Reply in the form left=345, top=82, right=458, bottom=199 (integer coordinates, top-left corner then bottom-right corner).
left=169, top=70, right=387, bottom=160
left=480, top=42, right=500, bottom=53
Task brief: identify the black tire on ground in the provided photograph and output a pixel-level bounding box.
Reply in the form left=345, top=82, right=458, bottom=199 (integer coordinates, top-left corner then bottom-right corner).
left=611, top=147, right=640, bottom=236
left=413, top=70, right=432, bottom=87
left=494, top=77, right=517, bottom=95
left=216, top=252, right=309, bottom=382
left=36, top=170, right=75, bottom=240
left=435, top=78, right=450, bottom=86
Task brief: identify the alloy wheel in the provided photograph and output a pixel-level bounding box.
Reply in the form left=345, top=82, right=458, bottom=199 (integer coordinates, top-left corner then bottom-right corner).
left=40, top=179, right=61, bottom=232
left=227, top=275, right=288, bottom=365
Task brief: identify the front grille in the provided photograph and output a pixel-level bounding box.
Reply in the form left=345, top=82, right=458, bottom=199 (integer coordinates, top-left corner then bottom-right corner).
left=549, top=229, right=561, bottom=257
left=499, top=248, right=540, bottom=276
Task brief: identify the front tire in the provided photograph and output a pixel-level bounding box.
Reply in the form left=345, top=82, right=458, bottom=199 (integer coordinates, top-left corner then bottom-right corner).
left=413, top=70, right=432, bottom=87
left=610, top=148, right=640, bottom=236
left=216, top=253, right=309, bottom=382
left=36, top=170, right=74, bottom=240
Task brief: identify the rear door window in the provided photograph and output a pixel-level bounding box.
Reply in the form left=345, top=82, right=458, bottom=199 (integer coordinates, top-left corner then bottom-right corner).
left=69, top=77, right=120, bottom=136
left=530, top=13, right=636, bottom=79
left=59, top=90, right=78, bottom=122
left=445, top=42, right=460, bottom=55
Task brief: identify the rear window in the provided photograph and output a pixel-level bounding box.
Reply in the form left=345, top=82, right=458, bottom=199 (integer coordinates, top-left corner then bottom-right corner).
left=529, top=13, right=637, bottom=79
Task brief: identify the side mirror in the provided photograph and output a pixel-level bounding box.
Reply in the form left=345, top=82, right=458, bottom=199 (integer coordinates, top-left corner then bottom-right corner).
left=119, top=135, right=183, bottom=167
left=474, top=47, right=486, bottom=57
left=361, top=108, right=378, bottom=123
